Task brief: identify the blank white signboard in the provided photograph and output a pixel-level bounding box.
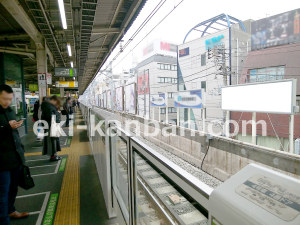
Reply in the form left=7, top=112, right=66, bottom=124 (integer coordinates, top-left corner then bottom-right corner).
left=222, top=80, right=295, bottom=114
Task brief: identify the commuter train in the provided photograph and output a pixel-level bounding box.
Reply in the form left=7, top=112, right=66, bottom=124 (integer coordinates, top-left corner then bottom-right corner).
left=80, top=104, right=300, bottom=225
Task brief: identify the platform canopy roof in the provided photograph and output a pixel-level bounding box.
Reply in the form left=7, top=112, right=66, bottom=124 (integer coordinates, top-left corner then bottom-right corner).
left=0, top=0, right=147, bottom=93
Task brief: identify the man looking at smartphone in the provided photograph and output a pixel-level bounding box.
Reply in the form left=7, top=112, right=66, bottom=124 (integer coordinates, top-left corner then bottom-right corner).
left=0, top=85, right=28, bottom=225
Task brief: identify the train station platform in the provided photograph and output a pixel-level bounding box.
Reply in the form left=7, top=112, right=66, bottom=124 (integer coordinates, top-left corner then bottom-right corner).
left=15, top=111, right=117, bottom=225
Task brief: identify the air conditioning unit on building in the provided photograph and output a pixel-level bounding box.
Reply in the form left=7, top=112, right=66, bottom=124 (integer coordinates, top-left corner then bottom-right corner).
left=295, top=138, right=300, bottom=155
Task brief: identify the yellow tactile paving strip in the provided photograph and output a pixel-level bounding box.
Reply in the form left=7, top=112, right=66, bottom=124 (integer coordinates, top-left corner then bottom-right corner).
left=54, top=112, right=91, bottom=225
left=24, top=152, right=42, bottom=156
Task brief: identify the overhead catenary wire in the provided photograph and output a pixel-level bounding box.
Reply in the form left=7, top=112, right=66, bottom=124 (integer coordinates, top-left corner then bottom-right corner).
left=94, top=0, right=185, bottom=83
left=112, top=0, right=185, bottom=69
left=89, top=0, right=168, bottom=83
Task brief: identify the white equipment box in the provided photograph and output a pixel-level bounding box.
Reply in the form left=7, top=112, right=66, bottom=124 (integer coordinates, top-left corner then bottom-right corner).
left=209, top=164, right=300, bottom=225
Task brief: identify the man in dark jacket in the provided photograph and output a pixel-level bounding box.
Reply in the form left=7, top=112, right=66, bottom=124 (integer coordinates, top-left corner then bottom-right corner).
left=63, top=98, right=71, bottom=127
left=32, top=99, right=39, bottom=122
left=0, top=85, right=29, bottom=224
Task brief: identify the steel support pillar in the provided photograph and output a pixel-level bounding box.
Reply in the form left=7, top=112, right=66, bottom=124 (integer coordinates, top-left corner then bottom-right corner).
left=289, top=114, right=294, bottom=153
left=60, top=77, right=65, bottom=98
left=252, top=112, right=256, bottom=145
left=225, top=111, right=230, bottom=137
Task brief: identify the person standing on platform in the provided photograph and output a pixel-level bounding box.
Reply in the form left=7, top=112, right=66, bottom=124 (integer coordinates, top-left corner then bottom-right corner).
left=63, top=98, right=71, bottom=127
left=41, top=95, right=62, bottom=161
left=0, top=85, right=29, bottom=225
left=72, top=99, right=77, bottom=113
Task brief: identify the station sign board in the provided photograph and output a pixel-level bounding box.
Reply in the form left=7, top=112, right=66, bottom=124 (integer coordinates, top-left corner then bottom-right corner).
left=54, top=68, right=77, bottom=77
left=55, top=81, right=78, bottom=88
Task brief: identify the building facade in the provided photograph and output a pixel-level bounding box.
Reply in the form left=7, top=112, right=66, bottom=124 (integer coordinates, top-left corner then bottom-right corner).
left=135, top=39, right=178, bottom=122
left=177, top=20, right=251, bottom=134
left=136, top=54, right=178, bottom=122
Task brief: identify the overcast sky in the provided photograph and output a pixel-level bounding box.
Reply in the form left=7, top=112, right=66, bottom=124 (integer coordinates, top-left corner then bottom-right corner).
left=96, top=0, right=300, bottom=79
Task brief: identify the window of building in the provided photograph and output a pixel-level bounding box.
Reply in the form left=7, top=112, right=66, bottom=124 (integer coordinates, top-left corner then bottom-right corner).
left=201, top=81, right=206, bottom=91
left=158, top=77, right=164, bottom=83
left=201, top=53, right=206, bottom=66
left=168, top=107, right=177, bottom=113
left=168, top=92, right=174, bottom=99
left=158, top=77, right=177, bottom=84
left=160, top=108, right=166, bottom=114
left=157, top=63, right=177, bottom=71
left=249, top=66, right=285, bottom=83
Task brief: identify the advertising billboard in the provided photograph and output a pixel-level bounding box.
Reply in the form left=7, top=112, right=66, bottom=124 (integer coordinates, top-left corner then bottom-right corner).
left=174, top=89, right=203, bottom=108
left=141, top=39, right=178, bottom=61
left=137, top=72, right=149, bottom=95
left=137, top=70, right=150, bottom=118
left=125, top=83, right=136, bottom=114
left=221, top=79, right=296, bottom=114
left=46, top=73, right=52, bottom=85
left=95, top=95, right=99, bottom=106
left=38, top=73, right=47, bottom=97
left=103, top=91, right=107, bottom=108
left=29, top=84, right=38, bottom=91
left=137, top=94, right=150, bottom=117
left=251, top=9, right=300, bottom=50
left=107, top=90, right=112, bottom=109
left=115, top=87, right=124, bottom=111
left=179, top=47, right=189, bottom=57
left=150, top=93, right=167, bottom=107
left=99, top=94, right=102, bottom=107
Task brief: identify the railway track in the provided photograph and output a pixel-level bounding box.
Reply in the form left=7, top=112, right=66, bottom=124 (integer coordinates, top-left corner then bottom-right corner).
left=117, top=144, right=208, bottom=225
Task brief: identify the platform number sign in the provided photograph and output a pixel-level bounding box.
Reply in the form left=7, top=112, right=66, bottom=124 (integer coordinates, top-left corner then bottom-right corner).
left=38, top=73, right=47, bottom=97
left=38, top=73, right=46, bottom=81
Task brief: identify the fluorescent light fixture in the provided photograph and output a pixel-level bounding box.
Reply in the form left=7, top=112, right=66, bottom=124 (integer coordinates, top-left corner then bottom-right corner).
left=58, top=0, right=67, bottom=29
left=67, top=43, right=72, bottom=56
left=221, top=80, right=296, bottom=114
left=70, top=61, right=73, bottom=68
